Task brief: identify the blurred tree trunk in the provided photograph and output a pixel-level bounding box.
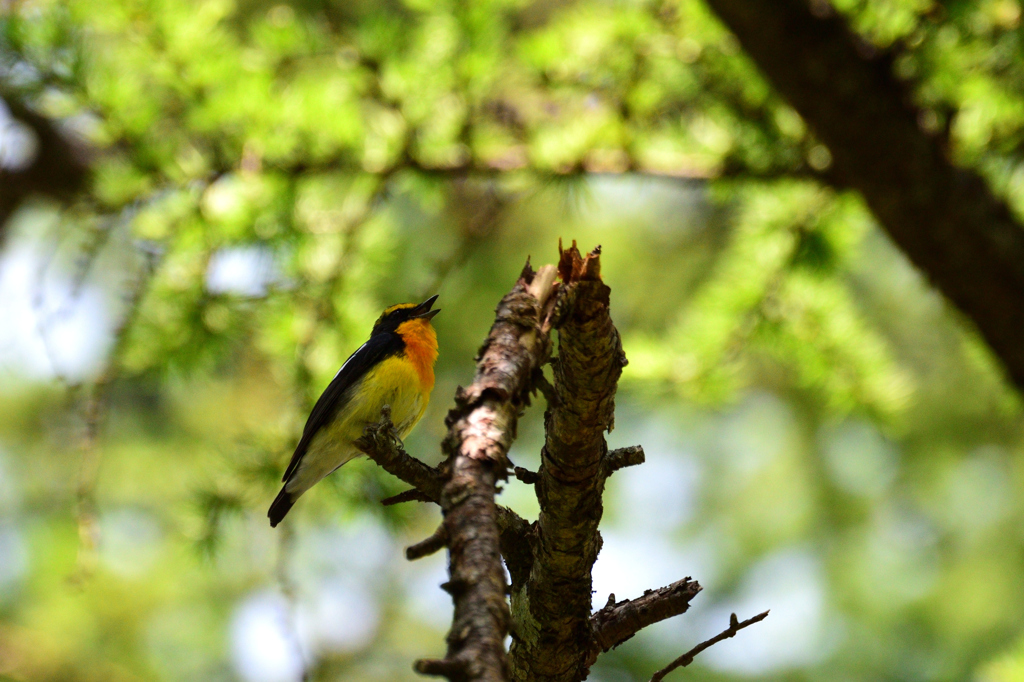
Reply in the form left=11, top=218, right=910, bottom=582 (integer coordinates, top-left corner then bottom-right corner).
left=0, top=94, right=90, bottom=244
left=705, top=0, right=1024, bottom=392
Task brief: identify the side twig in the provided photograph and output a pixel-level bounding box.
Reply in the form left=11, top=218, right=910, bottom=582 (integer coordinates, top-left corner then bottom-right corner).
left=588, top=578, right=703, bottom=662
left=406, top=524, right=448, bottom=561
left=602, top=445, right=645, bottom=477
left=381, top=488, right=433, bottom=506
left=649, top=611, right=770, bottom=682
left=71, top=236, right=159, bottom=582
left=356, top=406, right=445, bottom=501
left=512, top=466, right=539, bottom=485
left=356, top=410, right=534, bottom=581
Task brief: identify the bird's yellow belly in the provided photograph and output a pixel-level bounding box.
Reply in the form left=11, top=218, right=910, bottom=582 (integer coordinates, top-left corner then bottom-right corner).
left=286, top=355, right=429, bottom=494
left=351, top=355, right=431, bottom=435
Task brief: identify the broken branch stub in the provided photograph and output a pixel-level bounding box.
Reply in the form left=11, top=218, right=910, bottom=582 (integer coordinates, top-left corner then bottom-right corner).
left=588, top=578, right=703, bottom=663
left=509, top=242, right=626, bottom=682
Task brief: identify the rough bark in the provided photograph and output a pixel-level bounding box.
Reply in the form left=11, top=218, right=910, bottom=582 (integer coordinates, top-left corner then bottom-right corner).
left=603, top=445, right=645, bottom=476
left=588, top=578, right=703, bottom=663
left=508, top=243, right=626, bottom=682
left=356, top=409, right=446, bottom=500
left=704, top=0, right=1024, bottom=391
left=414, top=263, right=559, bottom=682
left=418, top=456, right=507, bottom=682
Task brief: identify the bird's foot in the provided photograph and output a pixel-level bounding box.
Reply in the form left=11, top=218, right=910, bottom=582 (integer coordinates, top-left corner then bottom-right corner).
left=360, top=405, right=402, bottom=449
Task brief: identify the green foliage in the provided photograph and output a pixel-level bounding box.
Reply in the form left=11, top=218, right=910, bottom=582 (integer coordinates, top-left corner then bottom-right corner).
left=2, top=1, right=1024, bottom=682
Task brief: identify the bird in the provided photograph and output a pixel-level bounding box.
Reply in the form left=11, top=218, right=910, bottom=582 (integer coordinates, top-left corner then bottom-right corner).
left=268, top=295, right=440, bottom=527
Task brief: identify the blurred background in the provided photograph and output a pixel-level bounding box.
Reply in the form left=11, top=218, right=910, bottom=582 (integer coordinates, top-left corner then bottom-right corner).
left=2, top=0, right=1024, bottom=681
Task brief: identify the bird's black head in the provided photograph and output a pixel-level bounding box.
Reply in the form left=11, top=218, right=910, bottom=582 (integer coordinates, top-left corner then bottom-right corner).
left=371, top=294, right=440, bottom=335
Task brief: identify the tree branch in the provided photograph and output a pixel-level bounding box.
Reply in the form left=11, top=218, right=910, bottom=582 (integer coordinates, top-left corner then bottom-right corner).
left=649, top=610, right=770, bottom=682
left=356, top=408, right=446, bottom=501
left=509, top=242, right=626, bottom=682
left=602, top=445, right=646, bottom=477
left=417, top=262, right=559, bottom=681
left=704, top=0, right=1024, bottom=391
left=70, top=235, right=159, bottom=581
left=0, top=93, right=90, bottom=242
left=512, top=466, right=539, bottom=484
left=355, top=410, right=534, bottom=581
left=588, top=578, right=703, bottom=662
left=407, top=524, right=448, bottom=561
left=381, top=488, right=434, bottom=506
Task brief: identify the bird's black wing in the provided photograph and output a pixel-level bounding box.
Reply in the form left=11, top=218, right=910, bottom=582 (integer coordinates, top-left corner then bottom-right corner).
left=281, top=331, right=403, bottom=483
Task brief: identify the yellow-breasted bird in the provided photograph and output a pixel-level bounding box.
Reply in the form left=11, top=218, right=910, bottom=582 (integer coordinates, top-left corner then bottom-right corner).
left=268, top=295, right=440, bottom=527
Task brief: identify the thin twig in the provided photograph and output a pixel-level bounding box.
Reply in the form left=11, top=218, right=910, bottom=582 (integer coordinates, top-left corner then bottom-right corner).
left=649, top=611, right=770, bottom=682
left=357, top=407, right=534, bottom=590
left=406, top=524, right=448, bottom=561
left=588, top=577, right=703, bottom=662
left=415, top=658, right=466, bottom=678
left=603, top=445, right=645, bottom=476
left=420, top=179, right=507, bottom=298
left=512, top=466, right=538, bottom=484
left=382, top=488, right=433, bottom=506
left=70, top=232, right=160, bottom=582
left=70, top=385, right=102, bottom=581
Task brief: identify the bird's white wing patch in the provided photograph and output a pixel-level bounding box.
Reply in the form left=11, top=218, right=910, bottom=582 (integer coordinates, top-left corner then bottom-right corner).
left=333, top=341, right=369, bottom=380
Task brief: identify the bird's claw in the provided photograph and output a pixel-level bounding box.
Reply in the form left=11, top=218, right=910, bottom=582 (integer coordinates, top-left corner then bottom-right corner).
left=373, top=404, right=402, bottom=444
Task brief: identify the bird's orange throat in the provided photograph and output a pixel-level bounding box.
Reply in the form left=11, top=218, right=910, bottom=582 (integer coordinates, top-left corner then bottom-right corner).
left=397, top=319, right=438, bottom=390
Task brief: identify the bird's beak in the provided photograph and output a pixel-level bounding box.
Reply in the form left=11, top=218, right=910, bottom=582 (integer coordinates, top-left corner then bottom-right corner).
left=412, top=294, right=440, bottom=320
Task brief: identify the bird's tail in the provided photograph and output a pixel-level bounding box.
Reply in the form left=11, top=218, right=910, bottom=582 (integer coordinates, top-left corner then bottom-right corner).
left=268, top=487, right=295, bottom=527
